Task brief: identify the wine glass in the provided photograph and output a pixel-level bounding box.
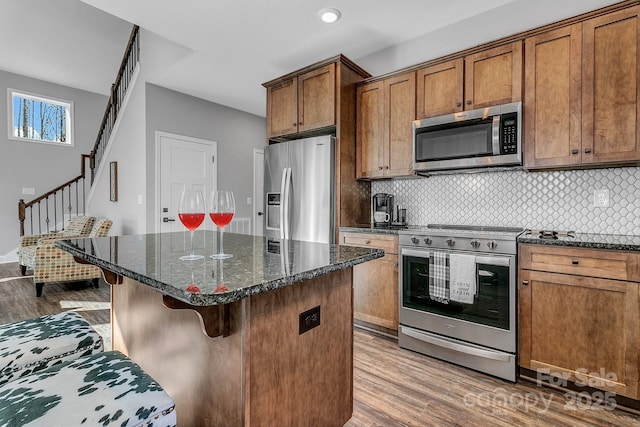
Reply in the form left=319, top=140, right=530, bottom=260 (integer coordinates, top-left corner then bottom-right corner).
left=178, top=189, right=205, bottom=261
left=209, top=190, right=235, bottom=259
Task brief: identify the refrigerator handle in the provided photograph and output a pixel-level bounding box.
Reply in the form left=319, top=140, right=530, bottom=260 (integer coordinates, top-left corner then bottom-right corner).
left=283, top=167, right=292, bottom=239
left=279, top=168, right=287, bottom=239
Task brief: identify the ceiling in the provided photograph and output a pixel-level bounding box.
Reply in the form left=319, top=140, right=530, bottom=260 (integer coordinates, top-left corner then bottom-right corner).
left=0, top=0, right=623, bottom=118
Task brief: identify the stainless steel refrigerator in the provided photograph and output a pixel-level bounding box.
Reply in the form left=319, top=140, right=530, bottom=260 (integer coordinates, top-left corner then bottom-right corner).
left=264, top=135, right=335, bottom=244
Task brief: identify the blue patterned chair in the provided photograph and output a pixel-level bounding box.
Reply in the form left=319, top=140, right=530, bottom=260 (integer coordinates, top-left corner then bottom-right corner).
left=0, top=350, right=176, bottom=426
left=0, top=312, right=103, bottom=386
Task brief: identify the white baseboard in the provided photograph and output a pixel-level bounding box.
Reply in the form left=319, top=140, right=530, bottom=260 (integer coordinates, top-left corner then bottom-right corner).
left=0, top=251, right=18, bottom=264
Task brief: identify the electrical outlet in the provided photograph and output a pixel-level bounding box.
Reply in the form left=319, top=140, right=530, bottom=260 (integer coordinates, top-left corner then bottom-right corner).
left=593, top=189, right=609, bottom=207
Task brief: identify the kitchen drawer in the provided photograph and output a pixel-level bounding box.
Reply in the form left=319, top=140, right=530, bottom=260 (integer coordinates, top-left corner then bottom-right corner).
left=519, top=244, right=640, bottom=282
left=340, top=232, right=398, bottom=255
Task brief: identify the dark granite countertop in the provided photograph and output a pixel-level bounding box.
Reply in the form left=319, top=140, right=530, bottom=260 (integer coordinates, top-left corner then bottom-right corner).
left=56, top=231, right=383, bottom=306
left=518, top=231, right=640, bottom=251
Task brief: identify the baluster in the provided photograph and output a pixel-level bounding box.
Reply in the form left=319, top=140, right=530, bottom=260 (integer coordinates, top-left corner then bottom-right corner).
left=67, top=184, right=72, bottom=220
left=30, top=207, right=34, bottom=235
left=38, top=201, right=42, bottom=234
left=53, top=193, right=57, bottom=232
left=75, top=182, right=79, bottom=216
left=45, top=197, right=51, bottom=233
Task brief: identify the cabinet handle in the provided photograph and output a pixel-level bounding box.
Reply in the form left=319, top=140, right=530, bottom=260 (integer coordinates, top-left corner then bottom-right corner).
left=456, top=101, right=462, bottom=107
left=584, top=148, right=592, bottom=154
left=384, top=166, right=389, bottom=170
left=466, top=100, right=472, bottom=105
left=522, top=280, right=529, bottom=286
left=572, top=259, right=579, bottom=265
left=378, top=166, right=383, bottom=170
left=365, top=240, right=371, bottom=245
left=571, top=149, right=579, bottom=155
left=292, top=123, right=297, bottom=127
left=299, top=121, right=303, bottom=125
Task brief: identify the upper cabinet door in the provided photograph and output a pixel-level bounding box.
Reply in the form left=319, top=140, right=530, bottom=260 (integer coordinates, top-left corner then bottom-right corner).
left=385, top=72, right=416, bottom=177
left=465, top=41, right=523, bottom=110
left=582, top=6, right=640, bottom=165
left=524, top=24, right=583, bottom=169
left=416, top=59, right=463, bottom=119
left=356, top=81, right=385, bottom=179
left=267, top=77, right=298, bottom=138
left=298, top=64, right=336, bottom=133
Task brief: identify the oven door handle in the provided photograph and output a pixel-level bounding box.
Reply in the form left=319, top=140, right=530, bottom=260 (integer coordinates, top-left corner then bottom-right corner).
left=400, top=326, right=512, bottom=362
left=475, top=255, right=510, bottom=267
left=400, top=248, right=431, bottom=259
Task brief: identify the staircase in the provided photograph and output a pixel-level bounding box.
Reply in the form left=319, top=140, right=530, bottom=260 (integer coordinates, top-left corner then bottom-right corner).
left=18, top=26, right=140, bottom=237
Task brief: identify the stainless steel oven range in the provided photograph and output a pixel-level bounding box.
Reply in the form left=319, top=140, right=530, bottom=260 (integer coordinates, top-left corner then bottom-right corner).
left=398, top=224, right=524, bottom=381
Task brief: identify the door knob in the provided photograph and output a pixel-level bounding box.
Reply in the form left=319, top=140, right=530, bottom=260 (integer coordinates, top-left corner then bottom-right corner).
left=163, top=217, right=175, bottom=223
left=257, top=212, right=264, bottom=216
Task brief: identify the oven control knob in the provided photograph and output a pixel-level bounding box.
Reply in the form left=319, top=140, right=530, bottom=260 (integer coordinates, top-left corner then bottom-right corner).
left=411, top=236, right=420, bottom=244
left=487, top=240, right=498, bottom=250
left=470, top=239, right=481, bottom=249
left=446, top=238, right=455, bottom=247
left=423, top=237, right=433, bottom=245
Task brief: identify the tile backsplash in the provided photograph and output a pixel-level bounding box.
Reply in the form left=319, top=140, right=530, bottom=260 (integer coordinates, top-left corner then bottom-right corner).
left=372, top=167, right=640, bottom=236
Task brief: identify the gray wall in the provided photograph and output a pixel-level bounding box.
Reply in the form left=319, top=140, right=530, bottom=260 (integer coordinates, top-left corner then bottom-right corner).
left=0, top=69, right=107, bottom=260
left=145, top=84, right=266, bottom=232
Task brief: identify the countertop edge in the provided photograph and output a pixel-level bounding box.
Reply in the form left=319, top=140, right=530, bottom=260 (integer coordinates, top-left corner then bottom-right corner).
left=57, top=239, right=384, bottom=306
left=517, top=235, right=640, bottom=252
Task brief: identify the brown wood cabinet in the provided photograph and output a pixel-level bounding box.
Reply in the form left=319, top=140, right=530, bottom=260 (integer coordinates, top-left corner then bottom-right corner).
left=266, top=64, right=335, bottom=138
left=416, top=42, right=522, bottom=119
left=525, top=6, right=640, bottom=169
left=356, top=72, right=415, bottom=179
left=263, top=55, right=372, bottom=234
left=518, top=244, right=640, bottom=399
left=340, top=231, right=399, bottom=334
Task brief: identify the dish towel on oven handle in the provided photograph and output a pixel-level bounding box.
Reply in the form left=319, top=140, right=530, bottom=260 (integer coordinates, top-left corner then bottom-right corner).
left=449, top=253, right=477, bottom=304
left=429, top=251, right=449, bottom=303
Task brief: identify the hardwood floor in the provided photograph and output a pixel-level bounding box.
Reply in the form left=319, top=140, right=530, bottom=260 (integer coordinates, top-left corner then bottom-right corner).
left=1, top=262, right=638, bottom=426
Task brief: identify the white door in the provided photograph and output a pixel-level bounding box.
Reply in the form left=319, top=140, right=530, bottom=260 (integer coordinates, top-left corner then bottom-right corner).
left=157, top=132, right=217, bottom=234
left=253, top=148, right=264, bottom=236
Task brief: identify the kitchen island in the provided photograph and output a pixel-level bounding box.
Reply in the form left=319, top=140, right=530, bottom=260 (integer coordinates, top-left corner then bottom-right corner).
left=57, top=231, right=383, bottom=427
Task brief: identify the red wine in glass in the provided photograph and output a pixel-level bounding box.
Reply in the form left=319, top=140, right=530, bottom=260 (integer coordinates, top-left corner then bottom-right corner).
left=209, top=212, right=234, bottom=228
left=178, top=189, right=205, bottom=261
left=209, top=190, right=235, bottom=259
left=179, top=213, right=205, bottom=231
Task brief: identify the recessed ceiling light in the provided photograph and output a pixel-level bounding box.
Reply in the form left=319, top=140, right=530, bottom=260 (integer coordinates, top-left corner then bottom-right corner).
left=318, top=8, right=341, bottom=24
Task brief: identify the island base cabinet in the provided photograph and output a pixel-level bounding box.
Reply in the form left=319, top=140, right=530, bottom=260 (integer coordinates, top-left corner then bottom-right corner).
left=111, top=269, right=354, bottom=427
left=518, top=269, right=640, bottom=399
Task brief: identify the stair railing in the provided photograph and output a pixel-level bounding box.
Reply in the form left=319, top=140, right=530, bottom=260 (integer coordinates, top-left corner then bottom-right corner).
left=91, top=25, right=140, bottom=181
left=18, top=25, right=140, bottom=238
left=18, top=155, right=92, bottom=236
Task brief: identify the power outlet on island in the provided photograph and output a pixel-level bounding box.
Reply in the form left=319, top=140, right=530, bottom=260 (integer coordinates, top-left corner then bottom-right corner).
left=593, top=189, right=610, bottom=208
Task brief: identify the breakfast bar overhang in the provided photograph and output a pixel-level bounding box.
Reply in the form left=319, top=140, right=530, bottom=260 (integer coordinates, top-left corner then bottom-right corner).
left=58, top=231, right=383, bottom=427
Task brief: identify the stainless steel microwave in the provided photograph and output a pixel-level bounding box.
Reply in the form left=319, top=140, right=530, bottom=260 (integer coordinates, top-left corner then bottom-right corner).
left=413, top=102, right=522, bottom=173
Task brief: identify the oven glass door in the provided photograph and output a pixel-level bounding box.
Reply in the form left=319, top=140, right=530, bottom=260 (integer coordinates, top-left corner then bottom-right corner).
left=414, top=117, right=495, bottom=162
left=401, top=250, right=511, bottom=330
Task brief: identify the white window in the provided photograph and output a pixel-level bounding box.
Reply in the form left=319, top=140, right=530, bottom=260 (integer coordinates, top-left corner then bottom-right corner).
left=8, top=89, right=74, bottom=146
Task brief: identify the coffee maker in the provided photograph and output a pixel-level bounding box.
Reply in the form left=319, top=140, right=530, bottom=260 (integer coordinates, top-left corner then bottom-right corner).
left=372, top=193, right=394, bottom=228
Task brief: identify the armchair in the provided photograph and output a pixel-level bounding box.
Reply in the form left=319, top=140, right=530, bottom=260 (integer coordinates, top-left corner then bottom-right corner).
left=18, top=216, right=95, bottom=275
left=27, top=218, right=113, bottom=297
